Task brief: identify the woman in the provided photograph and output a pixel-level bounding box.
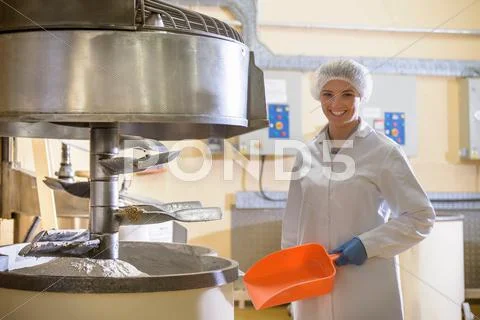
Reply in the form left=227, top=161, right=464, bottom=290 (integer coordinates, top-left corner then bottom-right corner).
left=282, top=59, right=435, bottom=320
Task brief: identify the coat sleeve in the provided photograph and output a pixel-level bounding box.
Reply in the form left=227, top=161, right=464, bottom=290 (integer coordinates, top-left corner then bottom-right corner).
left=357, top=145, right=435, bottom=259
left=281, top=154, right=303, bottom=249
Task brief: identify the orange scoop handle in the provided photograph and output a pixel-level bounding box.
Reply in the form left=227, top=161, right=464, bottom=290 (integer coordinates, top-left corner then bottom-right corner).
left=329, top=253, right=341, bottom=262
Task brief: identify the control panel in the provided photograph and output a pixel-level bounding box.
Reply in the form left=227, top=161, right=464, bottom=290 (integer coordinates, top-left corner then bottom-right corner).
left=459, top=78, right=480, bottom=160
left=268, top=104, right=290, bottom=139
left=239, top=71, right=303, bottom=155
left=362, top=75, right=417, bottom=156
left=384, top=112, right=406, bottom=145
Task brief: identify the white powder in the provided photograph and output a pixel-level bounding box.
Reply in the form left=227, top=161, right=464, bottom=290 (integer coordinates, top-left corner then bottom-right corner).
left=14, top=258, right=149, bottom=278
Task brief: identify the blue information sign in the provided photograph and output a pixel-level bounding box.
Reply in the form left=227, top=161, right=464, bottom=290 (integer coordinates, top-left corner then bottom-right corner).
left=384, top=112, right=405, bottom=145
left=268, top=104, right=290, bottom=139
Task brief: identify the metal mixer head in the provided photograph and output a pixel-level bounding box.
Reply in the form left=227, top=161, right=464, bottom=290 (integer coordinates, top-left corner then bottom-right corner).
left=0, top=0, right=268, bottom=259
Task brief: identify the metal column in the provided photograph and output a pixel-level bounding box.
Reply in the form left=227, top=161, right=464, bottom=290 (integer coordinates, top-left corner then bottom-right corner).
left=89, top=124, right=120, bottom=259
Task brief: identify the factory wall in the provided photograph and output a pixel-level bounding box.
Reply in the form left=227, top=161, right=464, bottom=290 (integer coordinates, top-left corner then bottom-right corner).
left=13, top=0, right=480, bottom=258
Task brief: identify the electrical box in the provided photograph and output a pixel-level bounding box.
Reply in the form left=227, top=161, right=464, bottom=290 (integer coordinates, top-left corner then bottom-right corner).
left=238, top=71, right=303, bottom=155
left=361, top=75, right=418, bottom=156
left=239, top=73, right=417, bottom=156
left=459, top=78, right=480, bottom=160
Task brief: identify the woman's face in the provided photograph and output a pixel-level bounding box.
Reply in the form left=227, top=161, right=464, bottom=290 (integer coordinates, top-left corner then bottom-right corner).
left=319, top=80, right=361, bottom=127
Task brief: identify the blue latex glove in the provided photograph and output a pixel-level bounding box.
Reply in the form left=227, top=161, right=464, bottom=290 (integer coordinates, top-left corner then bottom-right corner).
left=330, top=237, right=368, bottom=266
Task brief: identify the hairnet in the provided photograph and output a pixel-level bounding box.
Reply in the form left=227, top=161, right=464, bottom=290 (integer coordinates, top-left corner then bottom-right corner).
left=310, top=59, right=373, bottom=103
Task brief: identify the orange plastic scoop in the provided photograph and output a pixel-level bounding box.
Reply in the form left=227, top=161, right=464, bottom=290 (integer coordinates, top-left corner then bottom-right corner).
left=243, top=243, right=340, bottom=310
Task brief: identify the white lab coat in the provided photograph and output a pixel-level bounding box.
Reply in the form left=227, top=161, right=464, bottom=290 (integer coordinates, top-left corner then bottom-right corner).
left=282, top=119, right=435, bottom=320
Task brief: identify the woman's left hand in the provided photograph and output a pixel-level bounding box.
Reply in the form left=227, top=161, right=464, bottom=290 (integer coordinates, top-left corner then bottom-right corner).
left=330, top=237, right=368, bottom=266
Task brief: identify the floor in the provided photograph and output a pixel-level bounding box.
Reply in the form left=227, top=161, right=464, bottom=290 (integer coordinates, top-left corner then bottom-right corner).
left=234, top=305, right=291, bottom=320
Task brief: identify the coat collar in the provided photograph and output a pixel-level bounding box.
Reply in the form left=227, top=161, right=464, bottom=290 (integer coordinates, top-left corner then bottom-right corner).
left=315, top=118, right=373, bottom=144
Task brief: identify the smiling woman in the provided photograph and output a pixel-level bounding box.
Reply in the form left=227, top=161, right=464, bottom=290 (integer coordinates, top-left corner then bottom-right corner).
left=281, top=59, right=435, bottom=320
